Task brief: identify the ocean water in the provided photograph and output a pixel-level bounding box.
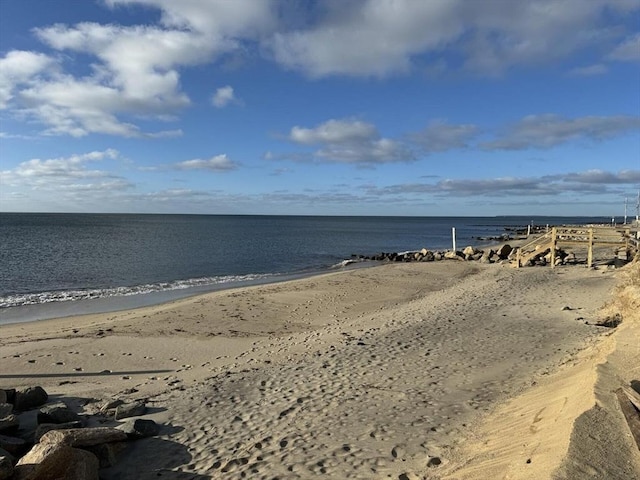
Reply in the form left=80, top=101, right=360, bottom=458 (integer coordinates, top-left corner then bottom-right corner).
left=0, top=213, right=611, bottom=321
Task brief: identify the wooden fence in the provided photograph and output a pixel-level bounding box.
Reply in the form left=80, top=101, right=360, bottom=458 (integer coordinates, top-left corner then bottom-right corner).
left=515, top=225, right=640, bottom=268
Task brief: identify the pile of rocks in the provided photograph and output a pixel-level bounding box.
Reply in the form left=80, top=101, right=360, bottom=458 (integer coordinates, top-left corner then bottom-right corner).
left=355, top=244, right=516, bottom=264
left=0, top=386, right=160, bottom=479
left=355, top=244, right=577, bottom=267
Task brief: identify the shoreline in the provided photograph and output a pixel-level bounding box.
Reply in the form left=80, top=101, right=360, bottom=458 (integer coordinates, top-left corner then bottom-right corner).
left=2, top=259, right=634, bottom=478
left=0, top=232, right=530, bottom=325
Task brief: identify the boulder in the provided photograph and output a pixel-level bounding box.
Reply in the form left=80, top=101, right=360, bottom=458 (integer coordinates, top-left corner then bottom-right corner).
left=0, top=454, right=12, bottom=480
left=117, top=418, right=160, bottom=439
left=34, top=421, right=83, bottom=443
left=2, top=391, right=15, bottom=406
left=0, top=404, right=12, bottom=418
left=40, top=427, right=127, bottom=447
left=444, top=251, right=463, bottom=260
left=0, top=392, right=6, bottom=404
left=85, top=442, right=128, bottom=468
left=496, top=244, right=512, bottom=259
left=37, top=402, right=81, bottom=425
left=462, top=246, right=476, bottom=256
left=0, top=415, right=19, bottom=434
left=15, top=442, right=99, bottom=480
left=0, top=434, right=26, bottom=456
left=114, top=401, right=146, bottom=420
left=0, top=448, right=14, bottom=480
left=14, top=387, right=48, bottom=411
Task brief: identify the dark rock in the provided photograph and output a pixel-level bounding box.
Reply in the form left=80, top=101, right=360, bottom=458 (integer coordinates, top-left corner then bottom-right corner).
left=15, top=443, right=99, bottom=480
left=0, top=434, right=26, bottom=456
left=0, top=415, right=18, bottom=434
left=0, top=404, right=13, bottom=419
left=0, top=452, right=12, bottom=480
left=496, top=244, right=512, bottom=259
left=114, top=401, right=146, bottom=420
left=14, top=386, right=48, bottom=411
left=34, top=421, right=84, bottom=442
left=0, top=392, right=5, bottom=405
left=85, top=442, right=128, bottom=468
left=39, top=427, right=127, bottom=447
left=117, top=418, right=160, bottom=439
left=2, top=391, right=14, bottom=406
left=37, top=402, right=82, bottom=424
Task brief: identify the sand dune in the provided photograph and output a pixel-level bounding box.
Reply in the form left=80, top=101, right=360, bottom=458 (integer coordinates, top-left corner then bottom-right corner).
left=2, top=261, right=637, bottom=479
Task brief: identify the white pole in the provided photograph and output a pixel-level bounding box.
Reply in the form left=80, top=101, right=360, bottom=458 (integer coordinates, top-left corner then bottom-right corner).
left=527, top=224, right=531, bottom=237
left=624, top=197, right=628, bottom=224
left=452, top=227, right=456, bottom=252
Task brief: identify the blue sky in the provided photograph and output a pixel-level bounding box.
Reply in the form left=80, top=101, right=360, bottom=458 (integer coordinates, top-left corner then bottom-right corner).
left=0, top=0, right=639, bottom=216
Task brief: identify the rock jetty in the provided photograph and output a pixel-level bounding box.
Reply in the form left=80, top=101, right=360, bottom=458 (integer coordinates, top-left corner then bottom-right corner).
left=353, top=243, right=577, bottom=267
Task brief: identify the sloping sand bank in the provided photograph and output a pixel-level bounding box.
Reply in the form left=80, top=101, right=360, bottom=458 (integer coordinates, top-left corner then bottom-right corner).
left=1, top=261, right=632, bottom=479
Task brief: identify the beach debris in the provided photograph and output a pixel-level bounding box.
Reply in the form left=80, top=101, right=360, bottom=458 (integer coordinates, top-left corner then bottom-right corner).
left=99, top=398, right=124, bottom=415
left=15, top=442, right=99, bottom=480
left=615, top=386, right=640, bottom=450
left=596, top=313, right=623, bottom=328
left=13, top=386, right=48, bottom=412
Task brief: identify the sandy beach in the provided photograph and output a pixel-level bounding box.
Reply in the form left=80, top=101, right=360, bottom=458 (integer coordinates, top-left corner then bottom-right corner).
left=2, top=260, right=639, bottom=479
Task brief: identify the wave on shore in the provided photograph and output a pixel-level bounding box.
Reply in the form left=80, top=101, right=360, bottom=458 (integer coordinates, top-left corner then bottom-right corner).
left=0, top=273, right=278, bottom=308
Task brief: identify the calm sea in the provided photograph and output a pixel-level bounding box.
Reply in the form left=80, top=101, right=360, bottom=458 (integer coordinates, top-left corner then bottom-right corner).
left=0, top=213, right=612, bottom=322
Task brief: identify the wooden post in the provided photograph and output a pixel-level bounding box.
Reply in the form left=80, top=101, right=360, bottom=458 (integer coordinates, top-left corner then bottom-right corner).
left=587, top=228, right=594, bottom=268
left=550, top=227, right=557, bottom=268
left=516, top=248, right=521, bottom=268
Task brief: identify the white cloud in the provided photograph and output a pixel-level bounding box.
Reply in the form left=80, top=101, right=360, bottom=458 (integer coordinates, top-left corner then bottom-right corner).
left=176, top=154, right=238, bottom=171
left=0, top=50, right=55, bottom=108
left=0, top=149, right=129, bottom=189
left=284, top=118, right=413, bottom=165
left=562, top=169, right=640, bottom=184
left=365, top=169, right=640, bottom=198
left=608, top=33, right=640, bottom=62
left=410, top=121, right=479, bottom=152
left=106, top=0, right=276, bottom=37
left=268, top=0, right=640, bottom=77
left=483, top=114, right=640, bottom=150
left=212, top=85, right=237, bottom=108
left=567, top=64, right=609, bottom=76
left=5, top=21, right=235, bottom=137
left=289, top=119, right=378, bottom=145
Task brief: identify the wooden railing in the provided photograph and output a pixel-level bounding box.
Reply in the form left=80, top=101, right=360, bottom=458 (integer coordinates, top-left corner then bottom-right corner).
left=515, top=225, right=639, bottom=268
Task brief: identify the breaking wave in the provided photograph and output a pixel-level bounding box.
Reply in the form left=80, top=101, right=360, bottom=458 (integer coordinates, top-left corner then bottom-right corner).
left=0, top=273, right=275, bottom=309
